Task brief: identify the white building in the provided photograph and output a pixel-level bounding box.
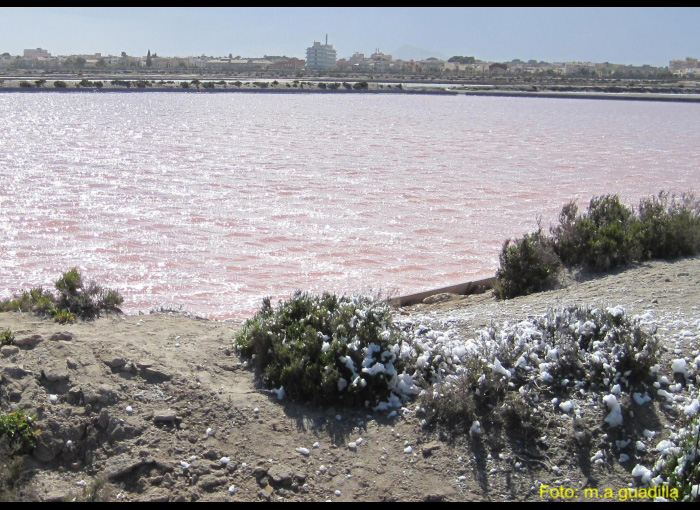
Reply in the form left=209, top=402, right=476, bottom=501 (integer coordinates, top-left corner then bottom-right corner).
left=306, top=35, right=337, bottom=70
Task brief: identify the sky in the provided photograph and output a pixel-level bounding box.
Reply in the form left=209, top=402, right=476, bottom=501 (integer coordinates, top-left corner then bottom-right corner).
left=1, top=7, right=699, bottom=67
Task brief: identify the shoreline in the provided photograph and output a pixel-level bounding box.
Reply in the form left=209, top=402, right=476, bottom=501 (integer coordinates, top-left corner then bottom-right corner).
left=3, top=83, right=700, bottom=103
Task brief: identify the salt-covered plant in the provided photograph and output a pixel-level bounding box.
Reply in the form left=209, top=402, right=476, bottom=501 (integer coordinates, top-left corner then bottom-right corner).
left=414, top=305, right=658, bottom=433
left=235, top=291, right=409, bottom=407
left=652, top=414, right=700, bottom=501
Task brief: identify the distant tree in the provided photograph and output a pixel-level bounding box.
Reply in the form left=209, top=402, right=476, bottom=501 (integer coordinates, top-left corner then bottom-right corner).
left=448, top=56, right=475, bottom=64
left=121, top=51, right=127, bottom=58
left=229, top=53, right=233, bottom=59
left=146, top=50, right=152, bottom=68
left=96, top=58, right=107, bottom=68
left=75, top=57, right=86, bottom=69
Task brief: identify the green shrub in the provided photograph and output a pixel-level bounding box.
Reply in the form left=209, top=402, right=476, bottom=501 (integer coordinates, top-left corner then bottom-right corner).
left=235, top=292, right=406, bottom=407
left=0, top=411, right=38, bottom=455
left=202, top=82, right=215, bottom=89
left=353, top=81, right=369, bottom=90
left=180, top=81, right=190, bottom=89
left=19, top=81, right=32, bottom=88
left=0, top=287, right=54, bottom=314
left=496, top=229, right=560, bottom=299
left=1, top=269, right=123, bottom=320
left=54, top=268, right=123, bottom=319
left=34, top=79, right=46, bottom=88
left=52, top=308, right=75, bottom=325
left=317, top=82, right=327, bottom=89
left=0, top=329, right=14, bottom=346
left=633, top=191, right=700, bottom=260
left=553, top=195, right=638, bottom=271
left=53, top=81, right=67, bottom=88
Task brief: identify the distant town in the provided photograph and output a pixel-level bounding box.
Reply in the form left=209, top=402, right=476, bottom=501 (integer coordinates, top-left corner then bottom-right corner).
left=2, top=36, right=699, bottom=79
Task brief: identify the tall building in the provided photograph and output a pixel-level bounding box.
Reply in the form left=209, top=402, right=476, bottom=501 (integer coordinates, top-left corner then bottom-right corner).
left=306, top=35, right=337, bottom=70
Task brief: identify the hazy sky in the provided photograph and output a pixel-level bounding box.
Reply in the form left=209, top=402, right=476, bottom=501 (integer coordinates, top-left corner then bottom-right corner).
left=2, top=7, right=698, bottom=66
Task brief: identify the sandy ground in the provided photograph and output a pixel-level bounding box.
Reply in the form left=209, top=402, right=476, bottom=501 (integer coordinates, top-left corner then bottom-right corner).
left=1, top=256, right=698, bottom=501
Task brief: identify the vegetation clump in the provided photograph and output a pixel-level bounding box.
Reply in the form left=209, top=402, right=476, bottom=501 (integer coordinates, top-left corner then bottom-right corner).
left=495, top=229, right=560, bottom=299
left=0, top=329, right=14, bottom=346
left=0, top=268, right=123, bottom=320
left=655, top=414, right=700, bottom=501
left=496, top=191, right=700, bottom=299
left=417, top=305, right=659, bottom=433
left=235, top=292, right=407, bottom=407
left=0, top=411, right=38, bottom=455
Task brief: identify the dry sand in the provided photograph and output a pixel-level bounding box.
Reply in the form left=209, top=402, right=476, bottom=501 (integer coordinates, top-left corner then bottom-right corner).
left=1, top=256, right=698, bottom=501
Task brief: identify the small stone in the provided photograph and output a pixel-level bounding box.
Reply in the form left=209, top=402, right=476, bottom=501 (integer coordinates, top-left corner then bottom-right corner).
left=267, top=465, right=294, bottom=485
left=50, top=332, right=73, bottom=341
left=422, top=443, right=441, bottom=457
left=228, top=485, right=236, bottom=495
left=14, top=334, right=43, bottom=348
left=296, top=447, right=310, bottom=456
left=1, top=345, right=20, bottom=357
left=153, top=410, right=178, bottom=423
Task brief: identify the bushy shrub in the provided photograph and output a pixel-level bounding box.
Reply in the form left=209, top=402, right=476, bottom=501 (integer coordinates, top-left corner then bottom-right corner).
left=0, top=411, right=38, bottom=455
left=19, top=81, right=32, bottom=88
left=353, top=81, right=369, bottom=90
left=0, top=329, right=14, bottom=346
left=496, top=229, right=561, bottom=299
left=53, top=81, right=67, bottom=88
left=54, top=268, right=123, bottom=319
left=317, top=82, right=327, bottom=89
left=0, top=287, right=54, bottom=314
left=0, top=269, right=123, bottom=320
left=553, top=195, right=637, bottom=271
left=633, top=191, right=700, bottom=260
left=202, top=82, right=215, bottom=89
left=180, top=81, right=190, bottom=89
left=235, top=292, right=407, bottom=407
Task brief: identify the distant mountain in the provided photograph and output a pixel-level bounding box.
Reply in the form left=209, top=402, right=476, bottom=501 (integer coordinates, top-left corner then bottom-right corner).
left=391, top=44, right=448, bottom=61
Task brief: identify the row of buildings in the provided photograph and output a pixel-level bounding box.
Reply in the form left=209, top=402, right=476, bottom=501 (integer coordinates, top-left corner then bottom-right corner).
left=2, top=44, right=695, bottom=78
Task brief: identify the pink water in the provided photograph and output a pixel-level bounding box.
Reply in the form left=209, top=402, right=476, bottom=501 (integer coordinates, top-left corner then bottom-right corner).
left=1, top=93, right=698, bottom=319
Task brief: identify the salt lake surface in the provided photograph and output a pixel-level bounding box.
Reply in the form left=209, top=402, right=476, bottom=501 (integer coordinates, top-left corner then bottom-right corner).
left=1, top=92, right=698, bottom=319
